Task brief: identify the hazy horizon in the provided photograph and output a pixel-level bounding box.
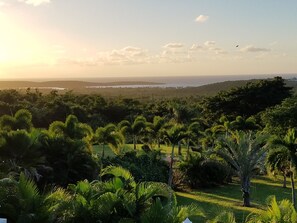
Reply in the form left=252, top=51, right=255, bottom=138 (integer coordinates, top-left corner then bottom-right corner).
left=0, top=0, right=296, bottom=79
left=1, top=73, right=296, bottom=86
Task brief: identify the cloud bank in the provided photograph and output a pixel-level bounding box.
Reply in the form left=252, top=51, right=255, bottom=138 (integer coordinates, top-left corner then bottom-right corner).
left=18, top=0, right=50, bottom=6
left=240, top=45, right=271, bottom=53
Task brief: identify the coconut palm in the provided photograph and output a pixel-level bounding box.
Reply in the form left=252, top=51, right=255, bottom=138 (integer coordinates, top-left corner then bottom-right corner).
left=95, top=123, right=124, bottom=157
left=215, top=131, right=268, bottom=206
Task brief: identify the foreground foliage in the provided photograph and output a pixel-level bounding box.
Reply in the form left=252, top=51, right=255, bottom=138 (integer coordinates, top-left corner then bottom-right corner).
left=0, top=167, right=204, bottom=223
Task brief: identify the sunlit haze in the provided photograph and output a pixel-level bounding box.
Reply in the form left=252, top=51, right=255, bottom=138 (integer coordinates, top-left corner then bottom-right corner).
left=0, top=0, right=296, bottom=79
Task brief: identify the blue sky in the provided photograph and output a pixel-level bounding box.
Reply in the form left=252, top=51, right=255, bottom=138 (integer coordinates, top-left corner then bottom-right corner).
left=0, top=0, right=296, bottom=79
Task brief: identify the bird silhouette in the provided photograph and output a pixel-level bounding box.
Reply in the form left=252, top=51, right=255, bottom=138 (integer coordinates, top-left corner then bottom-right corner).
left=236, top=45, right=239, bottom=47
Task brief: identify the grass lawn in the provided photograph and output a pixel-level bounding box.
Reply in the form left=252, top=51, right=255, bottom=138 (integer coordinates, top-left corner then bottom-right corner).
left=92, top=143, right=188, bottom=158
left=177, top=175, right=294, bottom=223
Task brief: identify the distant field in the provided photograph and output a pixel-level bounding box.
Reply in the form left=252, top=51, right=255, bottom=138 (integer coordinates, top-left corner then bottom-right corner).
left=1, top=79, right=296, bottom=99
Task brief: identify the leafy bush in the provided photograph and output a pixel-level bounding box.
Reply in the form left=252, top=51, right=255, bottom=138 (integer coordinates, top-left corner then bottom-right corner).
left=179, top=154, right=231, bottom=188
left=103, top=150, right=169, bottom=183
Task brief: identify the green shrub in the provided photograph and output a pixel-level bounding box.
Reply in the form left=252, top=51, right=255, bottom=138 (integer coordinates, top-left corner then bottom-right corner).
left=179, top=154, right=231, bottom=188
left=103, top=150, right=169, bottom=183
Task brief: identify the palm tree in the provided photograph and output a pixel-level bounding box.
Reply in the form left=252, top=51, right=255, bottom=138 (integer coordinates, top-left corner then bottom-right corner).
left=0, top=173, right=48, bottom=222
left=49, top=115, right=93, bottom=149
left=118, top=115, right=147, bottom=150
left=200, top=126, right=223, bottom=150
left=146, top=116, right=166, bottom=149
left=164, top=124, right=186, bottom=187
left=0, top=109, right=33, bottom=132
left=49, top=114, right=93, bottom=139
left=246, top=196, right=297, bottom=223
left=215, top=131, right=268, bottom=207
left=266, top=147, right=290, bottom=188
left=229, top=116, right=260, bottom=131
left=46, top=166, right=204, bottom=223
left=0, top=129, right=46, bottom=180
left=40, top=132, right=98, bottom=186
left=183, top=121, right=201, bottom=159
left=95, top=123, right=124, bottom=157
left=270, top=128, right=297, bottom=209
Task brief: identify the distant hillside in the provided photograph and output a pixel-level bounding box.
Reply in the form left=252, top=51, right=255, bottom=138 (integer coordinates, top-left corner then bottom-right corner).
left=0, top=81, right=163, bottom=89
left=0, top=78, right=296, bottom=99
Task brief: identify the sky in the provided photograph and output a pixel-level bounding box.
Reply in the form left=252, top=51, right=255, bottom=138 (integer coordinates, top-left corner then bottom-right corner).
left=0, top=0, right=296, bottom=79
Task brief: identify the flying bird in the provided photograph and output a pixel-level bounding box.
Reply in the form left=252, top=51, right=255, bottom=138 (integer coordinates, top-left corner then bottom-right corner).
left=236, top=45, right=239, bottom=48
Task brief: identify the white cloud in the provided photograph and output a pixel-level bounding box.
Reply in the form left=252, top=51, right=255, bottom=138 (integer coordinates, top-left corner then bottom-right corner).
left=204, top=41, right=216, bottom=47
left=122, top=46, right=142, bottom=52
left=18, top=0, right=51, bottom=6
left=94, top=46, right=150, bottom=65
left=195, top=15, right=209, bottom=23
left=189, top=44, right=203, bottom=51
left=57, top=41, right=231, bottom=67
left=240, top=45, right=271, bottom=53
left=163, top=43, right=184, bottom=49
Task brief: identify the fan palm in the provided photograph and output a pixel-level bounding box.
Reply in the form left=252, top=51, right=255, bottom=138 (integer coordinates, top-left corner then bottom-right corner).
left=0, top=173, right=48, bottom=222
left=0, top=129, right=46, bottom=180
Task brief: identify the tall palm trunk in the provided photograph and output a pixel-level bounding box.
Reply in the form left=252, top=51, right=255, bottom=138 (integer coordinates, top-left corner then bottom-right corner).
left=133, top=136, right=136, bottom=150
left=168, top=144, right=175, bottom=187
left=177, top=141, right=182, bottom=155
left=101, top=144, right=105, bottom=158
left=290, top=170, right=296, bottom=209
left=283, top=172, right=287, bottom=188
left=186, top=139, right=190, bottom=161
left=241, top=176, right=251, bottom=207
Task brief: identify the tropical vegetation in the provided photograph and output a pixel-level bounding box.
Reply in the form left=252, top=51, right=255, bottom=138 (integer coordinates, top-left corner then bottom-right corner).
left=1, top=76, right=297, bottom=222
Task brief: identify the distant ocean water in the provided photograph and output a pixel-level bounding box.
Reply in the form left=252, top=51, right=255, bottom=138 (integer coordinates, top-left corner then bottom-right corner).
left=64, top=74, right=297, bottom=88
left=4, top=74, right=297, bottom=88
